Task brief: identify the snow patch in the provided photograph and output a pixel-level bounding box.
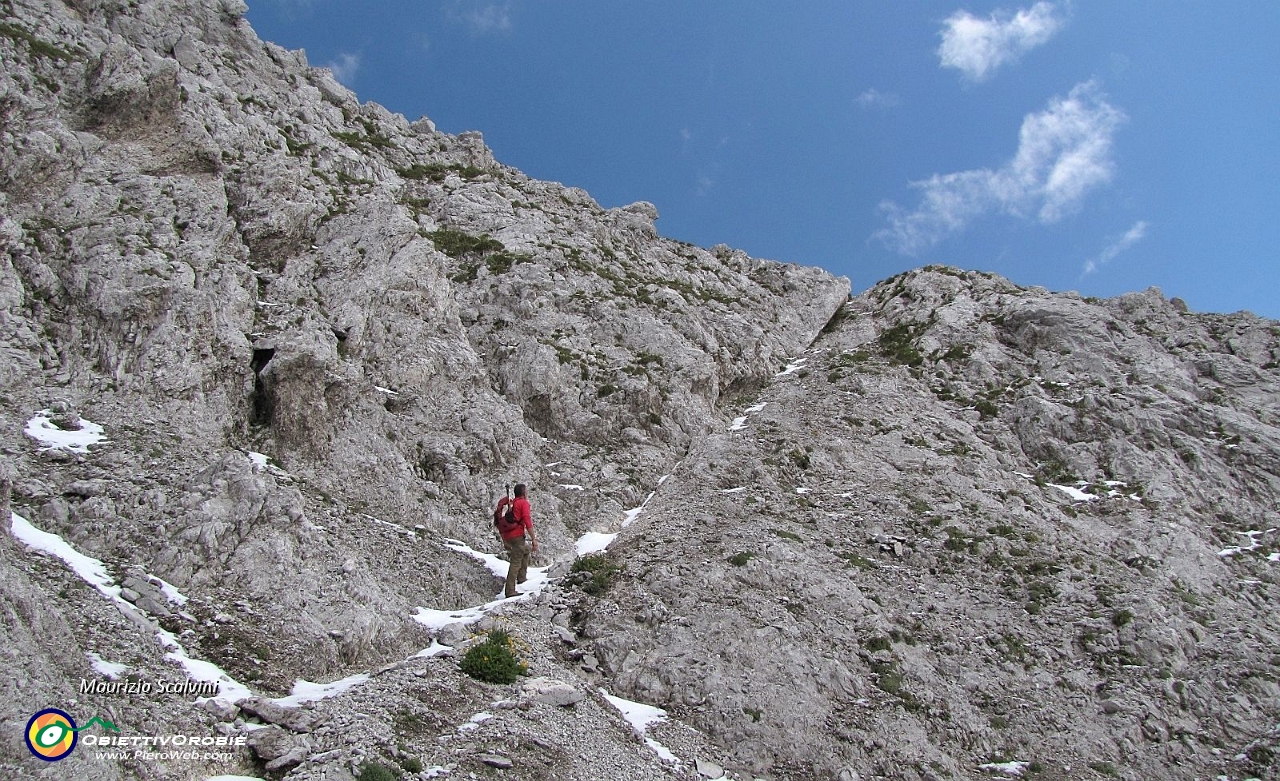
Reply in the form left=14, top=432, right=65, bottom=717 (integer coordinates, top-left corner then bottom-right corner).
left=24, top=409, right=107, bottom=453
left=1219, top=529, right=1270, bottom=557
left=271, top=673, right=371, bottom=708
left=413, top=604, right=490, bottom=631
left=413, top=540, right=550, bottom=628
left=576, top=474, right=672, bottom=554
left=559, top=484, right=585, bottom=491
left=979, top=760, right=1031, bottom=776
left=150, top=574, right=190, bottom=606
left=444, top=539, right=516, bottom=581
left=458, top=711, right=493, bottom=732
left=11, top=512, right=123, bottom=602
left=721, top=487, right=747, bottom=494
left=1048, top=483, right=1096, bottom=502
left=414, top=640, right=452, bottom=658
left=601, top=690, right=679, bottom=763
left=366, top=514, right=416, bottom=537
left=156, top=625, right=252, bottom=703
left=728, top=402, right=768, bottom=431
left=87, top=652, right=127, bottom=680
left=622, top=488, right=659, bottom=527
left=244, top=451, right=291, bottom=479
left=575, top=532, right=618, bottom=557
left=776, top=358, right=808, bottom=377
left=11, top=512, right=253, bottom=704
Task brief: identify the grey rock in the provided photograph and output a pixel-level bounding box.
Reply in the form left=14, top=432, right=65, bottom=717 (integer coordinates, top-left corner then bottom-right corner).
left=265, top=744, right=309, bottom=772
left=0, top=4, right=1275, bottom=781
left=64, top=479, right=109, bottom=498
left=479, top=753, right=514, bottom=769
left=239, top=696, right=320, bottom=732
left=246, top=725, right=299, bottom=761
left=435, top=622, right=472, bottom=648
left=134, top=595, right=171, bottom=616
left=553, top=625, right=576, bottom=644
left=522, top=676, right=584, bottom=707
left=200, top=697, right=240, bottom=722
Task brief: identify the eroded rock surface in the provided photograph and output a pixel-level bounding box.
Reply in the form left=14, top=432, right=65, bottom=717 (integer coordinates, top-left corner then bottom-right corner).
left=2, top=2, right=1277, bottom=780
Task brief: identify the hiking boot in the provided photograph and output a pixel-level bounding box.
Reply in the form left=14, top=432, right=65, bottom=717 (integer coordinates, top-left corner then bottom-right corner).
left=516, top=578, right=527, bottom=584
left=504, top=591, right=519, bottom=599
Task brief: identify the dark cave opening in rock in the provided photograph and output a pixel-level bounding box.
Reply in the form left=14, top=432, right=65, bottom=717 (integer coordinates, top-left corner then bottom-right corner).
left=250, top=347, right=276, bottom=426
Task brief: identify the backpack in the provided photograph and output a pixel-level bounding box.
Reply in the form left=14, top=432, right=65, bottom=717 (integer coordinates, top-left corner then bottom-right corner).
left=494, top=494, right=521, bottom=536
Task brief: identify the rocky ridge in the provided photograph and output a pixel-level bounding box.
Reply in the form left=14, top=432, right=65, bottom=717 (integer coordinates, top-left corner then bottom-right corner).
left=1, top=1, right=1278, bottom=780
left=585, top=268, right=1280, bottom=779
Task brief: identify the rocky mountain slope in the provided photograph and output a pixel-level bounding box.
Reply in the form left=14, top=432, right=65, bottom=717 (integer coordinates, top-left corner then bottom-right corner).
left=1, top=2, right=1277, bottom=780
left=586, top=269, right=1280, bottom=780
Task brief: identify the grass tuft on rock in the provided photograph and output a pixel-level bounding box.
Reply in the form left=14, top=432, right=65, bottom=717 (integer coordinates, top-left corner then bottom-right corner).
left=460, top=628, right=527, bottom=684
left=570, top=553, right=622, bottom=595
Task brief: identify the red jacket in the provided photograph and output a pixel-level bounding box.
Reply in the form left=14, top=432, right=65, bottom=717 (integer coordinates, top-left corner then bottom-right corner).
left=498, top=496, right=533, bottom=541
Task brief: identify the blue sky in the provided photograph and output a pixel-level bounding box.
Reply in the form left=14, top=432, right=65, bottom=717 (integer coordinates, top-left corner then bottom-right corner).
left=246, top=1, right=1280, bottom=318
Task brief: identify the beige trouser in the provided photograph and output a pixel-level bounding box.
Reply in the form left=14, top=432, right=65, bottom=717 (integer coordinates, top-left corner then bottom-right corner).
left=503, top=537, right=531, bottom=596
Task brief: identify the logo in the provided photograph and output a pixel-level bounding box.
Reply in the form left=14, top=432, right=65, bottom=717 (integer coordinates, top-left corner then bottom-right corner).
left=25, top=709, right=118, bottom=762
left=26, top=709, right=77, bottom=761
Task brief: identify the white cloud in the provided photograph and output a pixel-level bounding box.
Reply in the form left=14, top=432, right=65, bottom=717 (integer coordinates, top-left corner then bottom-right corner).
left=448, top=2, right=513, bottom=35
left=322, top=52, right=360, bottom=86
left=856, top=88, right=902, bottom=109
left=1084, top=220, right=1148, bottom=275
left=938, top=2, right=1065, bottom=82
left=875, top=81, right=1125, bottom=256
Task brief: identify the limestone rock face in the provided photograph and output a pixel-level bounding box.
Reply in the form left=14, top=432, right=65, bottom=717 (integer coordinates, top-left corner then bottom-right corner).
left=580, top=268, right=1280, bottom=779
left=0, top=1, right=846, bottom=778
left=2, top=2, right=1277, bottom=780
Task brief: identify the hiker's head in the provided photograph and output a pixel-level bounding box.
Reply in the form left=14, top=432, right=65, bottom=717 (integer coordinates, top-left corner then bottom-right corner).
left=514, top=483, right=527, bottom=498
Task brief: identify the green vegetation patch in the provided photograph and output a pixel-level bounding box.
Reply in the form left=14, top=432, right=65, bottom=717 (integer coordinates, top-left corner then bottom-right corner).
left=330, top=125, right=395, bottom=151
left=865, top=636, right=892, bottom=653
left=397, top=162, right=487, bottom=181
left=837, top=551, right=874, bottom=569
left=428, top=229, right=504, bottom=258
left=878, top=323, right=924, bottom=367
left=459, top=628, right=527, bottom=684
left=0, top=21, right=76, bottom=60
left=485, top=250, right=532, bottom=275
left=869, top=658, right=903, bottom=694
left=356, top=761, right=398, bottom=781
left=570, top=554, right=622, bottom=596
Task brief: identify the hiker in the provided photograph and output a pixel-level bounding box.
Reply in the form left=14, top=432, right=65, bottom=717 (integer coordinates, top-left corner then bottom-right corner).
left=494, top=483, right=538, bottom=598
